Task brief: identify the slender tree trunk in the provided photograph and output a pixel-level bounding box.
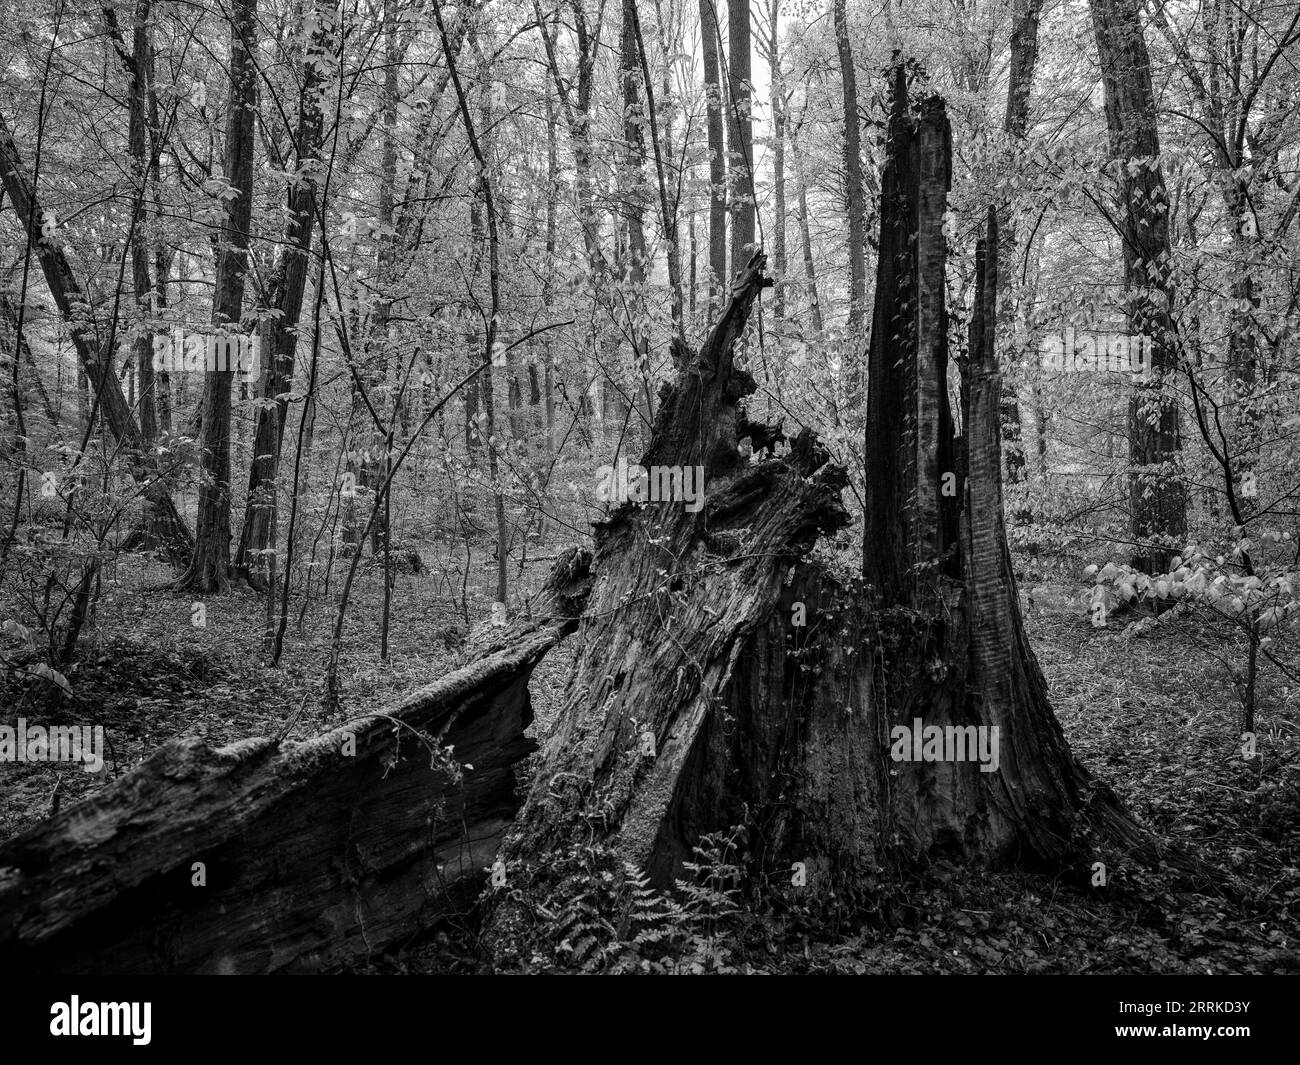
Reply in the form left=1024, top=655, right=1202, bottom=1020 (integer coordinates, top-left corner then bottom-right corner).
left=629, top=0, right=684, bottom=340
left=125, top=0, right=158, bottom=447
left=726, top=0, right=754, bottom=268
left=533, top=0, right=605, bottom=451
left=368, top=0, right=400, bottom=561
left=153, top=248, right=172, bottom=433
left=1089, top=0, right=1186, bottom=573
left=1032, top=351, right=1050, bottom=477
left=147, top=36, right=172, bottom=437
left=621, top=0, right=652, bottom=436
left=832, top=0, right=866, bottom=333
left=436, top=1, right=507, bottom=607
left=0, top=292, right=58, bottom=427
left=688, top=199, right=698, bottom=322
left=700, top=0, right=727, bottom=315
left=1224, top=174, right=1259, bottom=495
left=792, top=124, right=823, bottom=336
left=106, top=0, right=170, bottom=443
left=77, top=362, right=89, bottom=428
left=767, top=0, right=786, bottom=321
left=235, top=0, right=328, bottom=583
left=343, top=8, right=404, bottom=559
left=178, top=0, right=257, bottom=593
left=998, top=0, right=1042, bottom=488
left=571, top=5, right=602, bottom=281
left=533, top=0, right=603, bottom=281
left=543, top=91, right=558, bottom=455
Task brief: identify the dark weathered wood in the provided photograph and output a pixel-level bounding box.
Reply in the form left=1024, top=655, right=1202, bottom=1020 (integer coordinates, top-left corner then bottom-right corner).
left=482, top=248, right=857, bottom=929
left=483, top=77, right=1160, bottom=969
left=864, top=71, right=960, bottom=601
left=855, top=84, right=1148, bottom=869
left=0, top=554, right=589, bottom=973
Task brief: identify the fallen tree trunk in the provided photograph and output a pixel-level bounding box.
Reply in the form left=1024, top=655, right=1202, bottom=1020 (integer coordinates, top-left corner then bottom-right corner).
left=0, top=553, right=589, bottom=973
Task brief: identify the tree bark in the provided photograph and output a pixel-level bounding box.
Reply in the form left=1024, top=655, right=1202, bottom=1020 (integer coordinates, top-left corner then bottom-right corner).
left=864, top=76, right=958, bottom=599
left=998, top=0, right=1042, bottom=488
left=178, top=0, right=258, bottom=592
left=790, top=118, right=823, bottom=336
left=0, top=557, right=589, bottom=973
left=621, top=0, right=651, bottom=427
left=480, top=76, right=1152, bottom=969
left=235, top=0, right=328, bottom=583
left=1089, top=0, right=1186, bottom=573
left=832, top=0, right=867, bottom=334
left=700, top=0, right=727, bottom=315
left=125, top=0, right=159, bottom=447
left=766, top=0, right=786, bottom=321
left=726, top=0, right=754, bottom=269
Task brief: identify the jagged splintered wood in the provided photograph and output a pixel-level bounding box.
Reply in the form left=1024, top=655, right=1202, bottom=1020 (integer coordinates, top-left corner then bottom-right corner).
left=484, top=72, right=1156, bottom=966
left=864, top=70, right=960, bottom=600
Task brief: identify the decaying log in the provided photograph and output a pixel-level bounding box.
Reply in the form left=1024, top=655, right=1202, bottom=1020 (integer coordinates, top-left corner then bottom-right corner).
left=0, top=553, right=590, bottom=973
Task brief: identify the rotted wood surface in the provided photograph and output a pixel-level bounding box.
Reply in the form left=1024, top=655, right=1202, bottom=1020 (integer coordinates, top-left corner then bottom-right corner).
left=483, top=81, right=1153, bottom=973
left=0, top=553, right=590, bottom=973
left=487, top=249, right=864, bottom=910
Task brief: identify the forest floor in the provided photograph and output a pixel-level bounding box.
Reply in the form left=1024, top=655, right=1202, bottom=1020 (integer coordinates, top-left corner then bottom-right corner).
left=1, top=553, right=1298, bottom=974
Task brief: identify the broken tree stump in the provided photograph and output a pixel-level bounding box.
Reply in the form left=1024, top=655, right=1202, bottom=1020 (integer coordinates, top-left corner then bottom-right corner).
left=480, top=73, right=1158, bottom=969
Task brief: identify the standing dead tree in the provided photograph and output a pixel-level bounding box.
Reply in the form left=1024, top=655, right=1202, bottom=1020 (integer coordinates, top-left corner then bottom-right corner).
left=481, top=72, right=1156, bottom=966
